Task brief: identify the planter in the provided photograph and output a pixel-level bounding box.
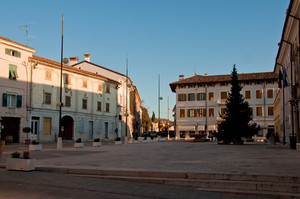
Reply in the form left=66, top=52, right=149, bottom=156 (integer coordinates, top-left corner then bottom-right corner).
left=6, top=158, right=36, bottom=171
left=29, top=144, right=42, bottom=151
left=115, top=141, right=122, bottom=145
left=74, top=142, right=84, bottom=148
left=92, top=142, right=101, bottom=147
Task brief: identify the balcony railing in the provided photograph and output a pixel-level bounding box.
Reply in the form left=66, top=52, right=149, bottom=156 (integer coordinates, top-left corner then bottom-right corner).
left=217, top=99, right=226, bottom=105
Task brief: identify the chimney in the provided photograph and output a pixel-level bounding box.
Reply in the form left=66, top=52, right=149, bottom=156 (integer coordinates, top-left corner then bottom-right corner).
left=205, top=73, right=208, bottom=76
left=69, top=56, right=79, bottom=65
left=84, top=53, right=90, bottom=62
left=179, top=75, right=185, bottom=80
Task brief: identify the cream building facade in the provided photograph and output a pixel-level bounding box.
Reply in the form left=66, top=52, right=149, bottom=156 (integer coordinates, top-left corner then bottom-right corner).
left=170, top=72, right=278, bottom=141
left=0, top=36, right=35, bottom=143
left=69, top=54, right=142, bottom=141
left=274, top=0, right=300, bottom=148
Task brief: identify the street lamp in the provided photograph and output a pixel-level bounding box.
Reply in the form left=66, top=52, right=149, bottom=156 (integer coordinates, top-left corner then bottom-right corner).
left=57, top=13, right=68, bottom=149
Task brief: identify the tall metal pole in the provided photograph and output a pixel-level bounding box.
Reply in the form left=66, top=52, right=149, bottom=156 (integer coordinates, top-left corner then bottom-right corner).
left=125, top=54, right=128, bottom=141
left=57, top=13, right=64, bottom=149
left=158, top=74, right=160, bottom=134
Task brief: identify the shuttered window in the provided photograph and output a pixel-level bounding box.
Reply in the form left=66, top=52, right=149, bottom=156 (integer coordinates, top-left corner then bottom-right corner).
left=5, top=48, right=21, bottom=58
left=43, top=117, right=51, bottom=135
left=9, top=64, right=18, bottom=80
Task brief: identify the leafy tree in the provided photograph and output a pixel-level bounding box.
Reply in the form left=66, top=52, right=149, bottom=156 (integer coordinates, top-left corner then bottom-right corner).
left=217, top=65, right=258, bottom=144
left=141, top=106, right=151, bottom=132
left=151, top=111, right=156, bottom=122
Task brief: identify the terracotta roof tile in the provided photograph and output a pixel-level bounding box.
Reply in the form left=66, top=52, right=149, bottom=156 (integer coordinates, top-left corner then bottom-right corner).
left=169, top=72, right=277, bottom=92
left=0, top=36, right=35, bottom=51
left=29, top=55, right=118, bottom=84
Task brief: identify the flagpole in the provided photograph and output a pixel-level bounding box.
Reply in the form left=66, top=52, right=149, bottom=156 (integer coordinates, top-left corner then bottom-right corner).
left=57, top=13, right=64, bottom=149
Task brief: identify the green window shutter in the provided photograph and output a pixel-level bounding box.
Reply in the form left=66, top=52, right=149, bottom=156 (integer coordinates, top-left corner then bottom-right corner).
left=9, top=64, right=18, bottom=80
left=5, top=48, right=10, bottom=55
left=2, top=93, right=7, bottom=107
left=16, top=95, right=22, bottom=108
left=17, top=51, right=21, bottom=58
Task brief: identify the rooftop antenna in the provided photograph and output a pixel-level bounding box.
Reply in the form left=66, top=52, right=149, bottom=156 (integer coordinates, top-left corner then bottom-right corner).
left=194, top=66, right=197, bottom=75
left=18, top=23, right=35, bottom=46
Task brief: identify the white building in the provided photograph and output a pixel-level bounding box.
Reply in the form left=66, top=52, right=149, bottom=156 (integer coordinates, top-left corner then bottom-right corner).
left=170, top=72, right=278, bottom=141
left=28, top=55, right=119, bottom=142
left=0, top=36, right=35, bottom=143
left=274, top=0, right=300, bottom=148
left=70, top=54, right=142, bottom=141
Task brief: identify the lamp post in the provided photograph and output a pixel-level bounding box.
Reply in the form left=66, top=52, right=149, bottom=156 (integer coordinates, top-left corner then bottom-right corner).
left=125, top=54, right=128, bottom=143
left=158, top=75, right=163, bottom=134
left=57, top=13, right=68, bottom=149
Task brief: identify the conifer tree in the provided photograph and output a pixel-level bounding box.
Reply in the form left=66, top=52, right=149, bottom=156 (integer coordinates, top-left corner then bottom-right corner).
left=217, top=65, right=258, bottom=144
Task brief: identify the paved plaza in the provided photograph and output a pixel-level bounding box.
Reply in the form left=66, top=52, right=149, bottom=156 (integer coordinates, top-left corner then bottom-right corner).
left=1, top=140, right=299, bottom=176
left=0, top=140, right=299, bottom=198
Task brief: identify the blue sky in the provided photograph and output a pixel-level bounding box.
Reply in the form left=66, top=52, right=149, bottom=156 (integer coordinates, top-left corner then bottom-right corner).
left=0, top=0, right=289, bottom=120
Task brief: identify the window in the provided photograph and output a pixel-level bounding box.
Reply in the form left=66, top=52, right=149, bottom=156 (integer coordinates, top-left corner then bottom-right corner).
left=249, top=107, right=253, bottom=116
left=44, top=92, right=52, bottom=105
left=98, top=84, right=102, bottom=92
left=82, top=99, right=87, bottom=109
left=7, top=94, right=16, bottom=108
left=2, top=93, right=22, bottom=108
left=209, top=92, right=214, bottom=101
left=256, top=90, right=262, bottom=99
left=63, top=73, right=71, bottom=85
left=220, top=82, right=226, bottom=87
left=187, top=109, right=195, bottom=117
left=268, top=107, right=274, bottom=116
left=256, top=107, right=263, bottom=116
left=106, top=103, right=110, bottom=112
left=9, top=64, right=18, bottom=80
left=220, top=92, right=227, bottom=100
left=209, top=108, right=214, bottom=117
left=196, top=109, right=206, bottom=117
left=197, top=93, right=206, bottom=101
left=245, top=90, right=251, bottom=99
left=180, top=109, right=185, bottom=117
left=65, top=96, right=71, bottom=107
left=221, top=108, right=227, bottom=117
left=43, top=117, right=51, bottom=135
left=82, top=79, right=87, bottom=88
left=180, top=85, right=185, bottom=89
left=106, top=85, right=110, bottom=93
left=5, top=48, right=21, bottom=57
left=178, top=94, right=186, bottom=101
left=97, top=101, right=102, bottom=111
left=45, top=70, right=52, bottom=81
left=188, top=93, right=195, bottom=101
left=267, top=89, right=273, bottom=99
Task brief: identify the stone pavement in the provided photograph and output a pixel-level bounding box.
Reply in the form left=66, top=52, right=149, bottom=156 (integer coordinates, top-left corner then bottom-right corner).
left=0, top=169, right=268, bottom=199
left=0, top=140, right=299, bottom=199
left=1, top=140, right=299, bottom=176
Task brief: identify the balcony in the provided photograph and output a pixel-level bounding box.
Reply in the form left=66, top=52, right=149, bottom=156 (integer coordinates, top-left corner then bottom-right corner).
left=217, top=99, right=226, bottom=105
left=216, top=116, right=225, bottom=121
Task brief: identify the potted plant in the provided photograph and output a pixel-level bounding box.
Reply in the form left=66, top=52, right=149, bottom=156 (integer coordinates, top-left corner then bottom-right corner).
left=6, top=151, right=35, bottom=171
left=74, top=138, right=84, bottom=148
left=115, top=137, right=121, bottom=145
left=23, top=127, right=31, bottom=145
left=93, top=138, right=101, bottom=147
left=29, top=140, right=42, bottom=151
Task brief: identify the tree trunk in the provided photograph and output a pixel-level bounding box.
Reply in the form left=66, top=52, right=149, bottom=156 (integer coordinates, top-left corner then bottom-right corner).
left=0, top=140, right=5, bottom=163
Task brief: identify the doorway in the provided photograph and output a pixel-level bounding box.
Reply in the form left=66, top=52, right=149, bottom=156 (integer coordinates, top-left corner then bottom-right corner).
left=61, top=116, right=74, bottom=140
left=1, top=117, right=20, bottom=143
